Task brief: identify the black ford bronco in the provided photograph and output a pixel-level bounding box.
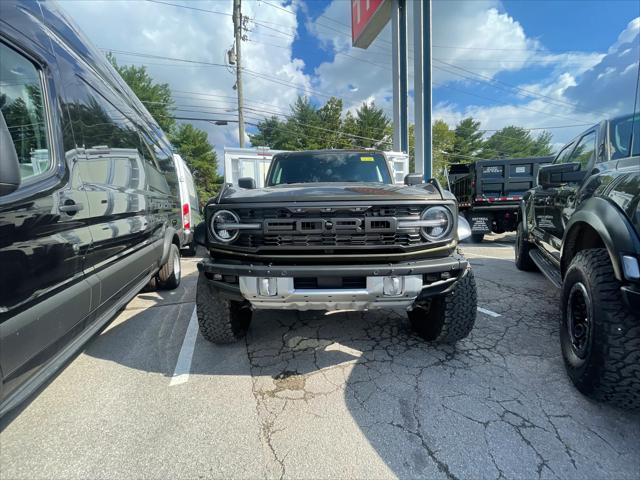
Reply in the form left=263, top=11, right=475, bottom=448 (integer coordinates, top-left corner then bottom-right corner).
left=196, top=150, right=477, bottom=344
left=516, top=113, right=640, bottom=408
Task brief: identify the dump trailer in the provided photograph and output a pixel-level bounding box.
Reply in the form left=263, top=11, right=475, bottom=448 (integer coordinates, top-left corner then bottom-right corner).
left=448, top=156, right=553, bottom=242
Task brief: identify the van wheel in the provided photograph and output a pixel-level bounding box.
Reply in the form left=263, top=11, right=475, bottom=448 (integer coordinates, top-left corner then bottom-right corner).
left=196, top=272, right=252, bottom=344
left=158, top=244, right=181, bottom=290
left=515, top=222, right=538, bottom=271
left=409, top=268, right=477, bottom=343
left=561, top=248, right=640, bottom=409
left=471, top=233, right=484, bottom=243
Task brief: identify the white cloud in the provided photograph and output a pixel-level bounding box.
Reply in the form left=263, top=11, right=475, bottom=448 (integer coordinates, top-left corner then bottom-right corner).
left=564, top=18, right=640, bottom=117
left=61, top=0, right=312, bottom=167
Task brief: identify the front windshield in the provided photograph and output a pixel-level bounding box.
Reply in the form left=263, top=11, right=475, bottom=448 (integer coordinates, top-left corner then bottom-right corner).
left=265, top=152, right=392, bottom=186
left=610, top=114, right=640, bottom=159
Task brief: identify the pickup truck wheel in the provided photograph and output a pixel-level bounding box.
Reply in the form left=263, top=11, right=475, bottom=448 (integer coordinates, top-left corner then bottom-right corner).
left=409, top=268, right=477, bottom=343
left=157, top=244, right=181, bottom=290
left=515, top=222, right=538, bottom=271
left=196, top=272, right=252, bottom=344
left=471, top=233, right=484, bottom=243
left=561, top=248, right=640, bottom=409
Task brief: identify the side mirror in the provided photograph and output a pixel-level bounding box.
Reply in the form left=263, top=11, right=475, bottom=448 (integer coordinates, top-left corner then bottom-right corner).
left=538, top=162, right=586, bottom=188
left=0, top=110, right=21, bottom=196
left=194, top=221, right=207, bottom=246
left=404, top=173, right=423, bottom=186
left=238, top=177, right=255, bottom=189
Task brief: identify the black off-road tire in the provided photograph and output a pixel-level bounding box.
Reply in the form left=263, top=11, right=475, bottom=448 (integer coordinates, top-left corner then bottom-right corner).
left=471, top=233, right=484, bottom=243
left=196, top=272, right=252, bottom=344
left=561, top=248, right=640, bottom=409
left=515, top=221, right=538, bottom=272
left=158, top=244, right=181, bottom=290
left=409, top=268, right=478, bottom=343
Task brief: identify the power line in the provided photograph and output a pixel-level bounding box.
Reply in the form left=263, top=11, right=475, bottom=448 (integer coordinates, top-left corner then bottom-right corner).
left=434, top=59, right=607, bottom=118
left=145, top=0, right=231, bottom=17
left=104, top=48, right=342, bottom=99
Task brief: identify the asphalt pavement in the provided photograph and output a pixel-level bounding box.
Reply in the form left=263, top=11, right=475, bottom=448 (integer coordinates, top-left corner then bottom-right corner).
left=1, top=234, right=639, bottom=480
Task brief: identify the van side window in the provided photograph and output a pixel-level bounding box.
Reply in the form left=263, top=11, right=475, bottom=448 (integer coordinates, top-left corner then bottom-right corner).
left=0, top=42, right=51, bottom=181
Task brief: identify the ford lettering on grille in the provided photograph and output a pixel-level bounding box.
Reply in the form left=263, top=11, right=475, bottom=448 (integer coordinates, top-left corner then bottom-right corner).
left=263, top=217, right=397, bottom=234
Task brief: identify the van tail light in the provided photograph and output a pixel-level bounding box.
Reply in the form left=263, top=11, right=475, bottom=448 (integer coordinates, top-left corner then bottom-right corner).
left=182, top=203, right=190, bottom=230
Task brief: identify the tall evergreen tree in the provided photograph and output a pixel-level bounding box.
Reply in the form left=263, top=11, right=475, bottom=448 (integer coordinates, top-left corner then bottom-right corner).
left=452, top=117, right=484, bottom=162
left=354, top=101, right=390, bottom=148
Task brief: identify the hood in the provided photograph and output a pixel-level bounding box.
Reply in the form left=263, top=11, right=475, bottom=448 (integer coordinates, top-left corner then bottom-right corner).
left=217, top=182, right=444, bottom=204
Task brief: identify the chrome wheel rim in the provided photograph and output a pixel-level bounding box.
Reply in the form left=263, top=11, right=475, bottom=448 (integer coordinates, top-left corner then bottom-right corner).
left=173, top=251, right=181, bottom=279
left=566, top=282, right=591, bottom=359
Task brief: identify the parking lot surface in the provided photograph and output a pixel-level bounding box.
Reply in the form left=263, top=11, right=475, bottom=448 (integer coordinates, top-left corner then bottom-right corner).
left=1, top=235, right=639, bottom=480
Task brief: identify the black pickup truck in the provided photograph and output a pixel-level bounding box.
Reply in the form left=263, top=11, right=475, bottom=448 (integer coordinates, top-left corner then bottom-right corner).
left=516, top=114, right=640, bottom=408
left=195, top=150, right=477, bottom=345
left=449, top=157, right=553, bottom=242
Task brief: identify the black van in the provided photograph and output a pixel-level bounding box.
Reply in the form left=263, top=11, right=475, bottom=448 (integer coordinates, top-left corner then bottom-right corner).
left=0, top=0, right=182, bottom=416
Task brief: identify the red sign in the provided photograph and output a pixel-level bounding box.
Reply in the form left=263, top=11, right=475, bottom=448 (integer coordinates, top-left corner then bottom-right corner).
left=351, top=0, right=391, bottom=49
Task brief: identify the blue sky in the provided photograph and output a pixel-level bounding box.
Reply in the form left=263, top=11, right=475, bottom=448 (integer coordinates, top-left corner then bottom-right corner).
left=65, top=0, right=640, bottom=158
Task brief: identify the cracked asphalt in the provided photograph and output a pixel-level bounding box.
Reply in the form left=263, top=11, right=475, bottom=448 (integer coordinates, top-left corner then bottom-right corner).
left=1, top=234, right=639, bottom=479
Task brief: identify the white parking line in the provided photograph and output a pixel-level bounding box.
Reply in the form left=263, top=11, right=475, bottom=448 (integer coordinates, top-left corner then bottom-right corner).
left=477, top=307, right=501, bottom=317
left=169, top=306, right=199, bottom=386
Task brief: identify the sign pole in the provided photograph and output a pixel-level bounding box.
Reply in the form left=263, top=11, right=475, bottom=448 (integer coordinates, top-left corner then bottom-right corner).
left=413, top=0, right=432, bottom=179
left=391, top=0, right=402, bottom=152
left=398, top=0, right=408, bottom=154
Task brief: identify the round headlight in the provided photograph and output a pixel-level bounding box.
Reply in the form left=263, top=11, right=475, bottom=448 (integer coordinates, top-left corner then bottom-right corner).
left=210, top=210, right=240, bottom=243
left=420, top=206, right=453, bottom=241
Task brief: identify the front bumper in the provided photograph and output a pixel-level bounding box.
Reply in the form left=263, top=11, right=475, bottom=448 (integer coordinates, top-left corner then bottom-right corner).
left=197, top=254, right=468, bottom=311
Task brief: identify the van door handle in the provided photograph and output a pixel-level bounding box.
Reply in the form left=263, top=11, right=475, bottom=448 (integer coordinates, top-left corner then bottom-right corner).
left=59, top=200, right=83, bottom=214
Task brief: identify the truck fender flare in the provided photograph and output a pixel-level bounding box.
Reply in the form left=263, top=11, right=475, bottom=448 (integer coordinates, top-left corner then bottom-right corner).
left=159, top=226, right=179, bottom=267
left=561, top=197, right=640, bottom=280
left=519, top=200, right=529, bottom=236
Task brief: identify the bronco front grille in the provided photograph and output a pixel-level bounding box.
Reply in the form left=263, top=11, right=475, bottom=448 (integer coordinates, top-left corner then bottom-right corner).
left=236, top=232, right=423, bottom=248
left=225, top=204, right=433, bottom=252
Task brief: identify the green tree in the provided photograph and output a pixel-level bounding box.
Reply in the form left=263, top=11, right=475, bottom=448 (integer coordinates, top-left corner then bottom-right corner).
left=432, top=120, right=456, bottom=183
left=452, top=117, right=483, bottom=162
left=108, top=53, right=175, bottom=133
left=172, top=123, right=222, bottom=201
left=283, top=96, right=322, bottom=150
left=353, top=101, right=390, bottom=148
left=480, top=126, right=553, bottom=159
left=248, top=115, right=285, bottom=148
left=318, top=97, right=343, bottom=148
left=338, top=111, right=359, bottom=148
left=408, top=120, right=455, bottom=184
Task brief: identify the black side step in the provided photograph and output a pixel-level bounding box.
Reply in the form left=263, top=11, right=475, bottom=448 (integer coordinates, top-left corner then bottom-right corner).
left=529, top=249, right=562, bottom=289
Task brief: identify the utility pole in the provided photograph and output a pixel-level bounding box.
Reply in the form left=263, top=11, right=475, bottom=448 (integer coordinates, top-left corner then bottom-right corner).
left=233, top=0, right=245, bottom=147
